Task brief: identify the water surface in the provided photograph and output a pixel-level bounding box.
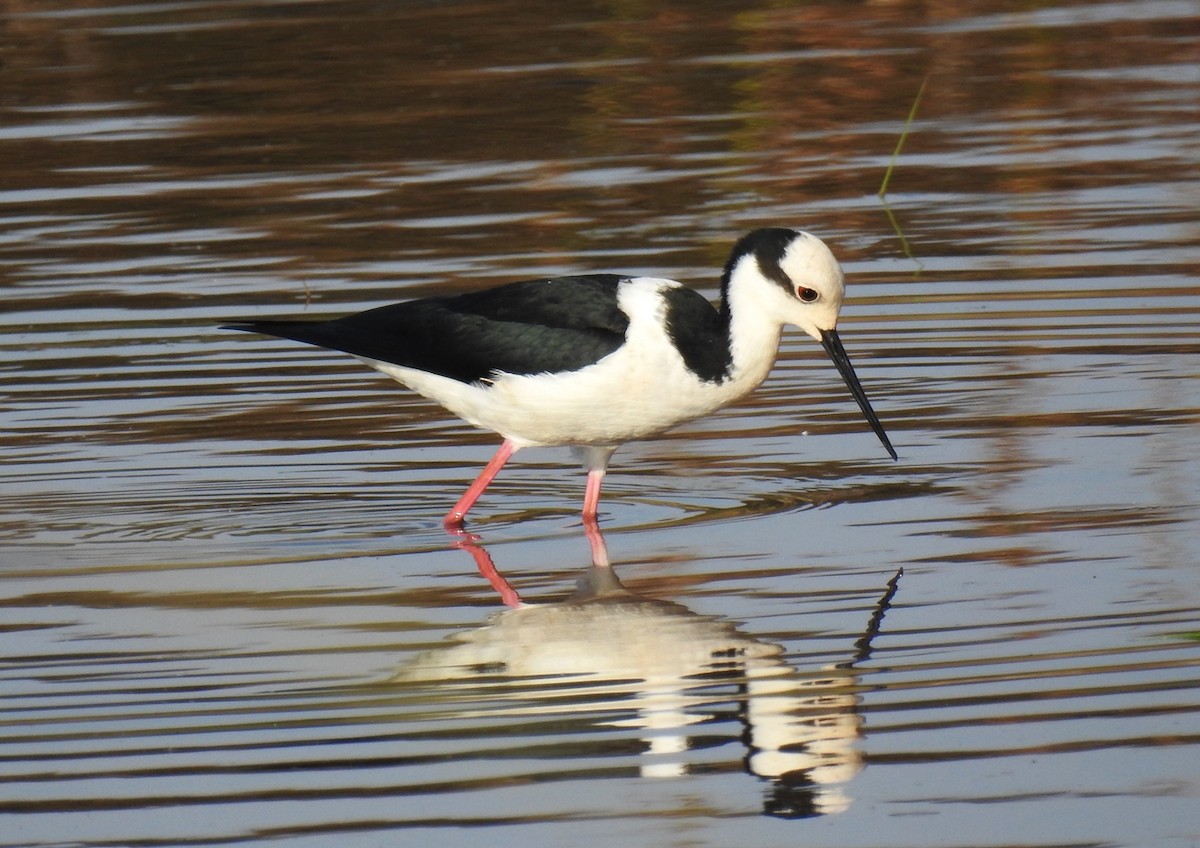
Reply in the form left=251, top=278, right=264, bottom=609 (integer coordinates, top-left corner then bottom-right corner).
left=2, top=1, right=1199, bottom=846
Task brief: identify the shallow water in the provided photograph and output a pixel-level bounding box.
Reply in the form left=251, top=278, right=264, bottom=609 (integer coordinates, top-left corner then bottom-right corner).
left=3, top=1, right=1199, bottom=846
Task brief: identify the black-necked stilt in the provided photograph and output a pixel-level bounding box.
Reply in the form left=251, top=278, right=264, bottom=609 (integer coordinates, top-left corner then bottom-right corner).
left=223, top=227, right=896, bottom=528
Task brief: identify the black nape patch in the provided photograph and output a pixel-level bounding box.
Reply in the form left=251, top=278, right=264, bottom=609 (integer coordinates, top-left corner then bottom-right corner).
left=720, top=228, right=799, bottom=296
left=663, top=286, right=731, bottom=383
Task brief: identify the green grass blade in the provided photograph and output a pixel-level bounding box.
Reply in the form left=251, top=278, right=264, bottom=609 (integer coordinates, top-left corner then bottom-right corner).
left=878, top=75, right=929, bottom=198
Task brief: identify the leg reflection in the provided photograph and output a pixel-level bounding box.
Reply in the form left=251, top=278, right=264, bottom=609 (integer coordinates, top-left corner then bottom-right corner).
left=445, top=516, right=613, bottom=608
left=446, top=528, right=523, bottom=608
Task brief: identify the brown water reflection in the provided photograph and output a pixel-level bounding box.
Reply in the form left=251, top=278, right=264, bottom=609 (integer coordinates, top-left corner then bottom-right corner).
left=3, top=0, right=1200, bottom=846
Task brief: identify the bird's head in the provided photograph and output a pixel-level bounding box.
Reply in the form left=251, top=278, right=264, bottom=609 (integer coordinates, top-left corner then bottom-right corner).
left=723, top=227, right=845, bottom=339
left=723, top=228, right=896, bottom=460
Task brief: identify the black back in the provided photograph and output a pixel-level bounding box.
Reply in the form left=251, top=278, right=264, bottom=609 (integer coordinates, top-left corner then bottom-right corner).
left=223, top=274, right=631, bottom=384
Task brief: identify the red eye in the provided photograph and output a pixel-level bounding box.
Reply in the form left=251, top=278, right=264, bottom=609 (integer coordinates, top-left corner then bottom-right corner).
left=797, top=287, right=819, bottom=302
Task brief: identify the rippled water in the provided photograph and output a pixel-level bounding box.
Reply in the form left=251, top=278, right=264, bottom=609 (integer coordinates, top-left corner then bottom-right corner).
left=3, top=1, right=1199, bottom=846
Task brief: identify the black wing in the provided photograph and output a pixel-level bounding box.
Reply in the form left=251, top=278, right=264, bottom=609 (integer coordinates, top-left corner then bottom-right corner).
left=222, top=274, right=631, bottom=384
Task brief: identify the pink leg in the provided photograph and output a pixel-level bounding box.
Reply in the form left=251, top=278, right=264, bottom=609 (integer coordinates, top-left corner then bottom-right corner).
left=582, top=466, right=605, bottom=520
left=443, top=439, right=517, bottom=529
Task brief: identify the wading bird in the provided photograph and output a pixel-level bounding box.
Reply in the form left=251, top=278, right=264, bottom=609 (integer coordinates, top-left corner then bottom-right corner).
left=223, top=228, right=896, bottom=528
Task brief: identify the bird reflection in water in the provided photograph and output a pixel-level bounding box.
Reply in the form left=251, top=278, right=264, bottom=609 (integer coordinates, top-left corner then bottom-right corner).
left=395, top=523, right=902, bottom=818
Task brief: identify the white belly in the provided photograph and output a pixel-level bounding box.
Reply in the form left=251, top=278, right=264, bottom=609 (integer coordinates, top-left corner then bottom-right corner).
left=364, top=346, right=756, bottom=447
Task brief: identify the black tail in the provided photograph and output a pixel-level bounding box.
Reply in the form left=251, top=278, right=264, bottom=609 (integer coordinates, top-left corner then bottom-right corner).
left=221, top=317, right=474, bottom=379
left=220, top=319, right=392, bottom=361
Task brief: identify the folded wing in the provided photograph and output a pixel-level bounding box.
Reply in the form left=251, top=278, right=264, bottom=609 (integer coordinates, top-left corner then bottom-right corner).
left=222, top=274, right=632, bottom=384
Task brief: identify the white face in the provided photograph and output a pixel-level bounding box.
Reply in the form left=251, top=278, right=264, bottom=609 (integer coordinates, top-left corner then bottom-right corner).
left=775, top=232, right=846, bottom=340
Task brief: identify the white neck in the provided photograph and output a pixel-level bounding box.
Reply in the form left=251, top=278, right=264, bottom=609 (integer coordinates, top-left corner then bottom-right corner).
left=721, top=263, right=789, bottom=394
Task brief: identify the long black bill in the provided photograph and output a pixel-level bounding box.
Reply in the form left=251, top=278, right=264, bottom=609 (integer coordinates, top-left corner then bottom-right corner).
left=820, top=328, right=897, bottom=461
